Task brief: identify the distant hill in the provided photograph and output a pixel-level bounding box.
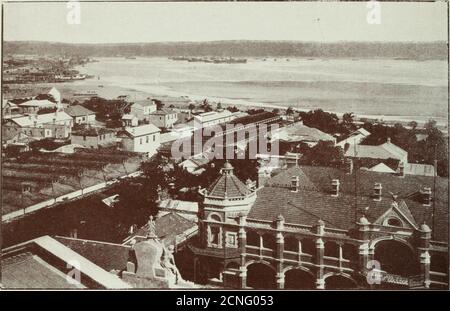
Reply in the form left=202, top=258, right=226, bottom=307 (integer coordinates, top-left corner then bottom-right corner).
left=3, top=40, right=447, bottom=60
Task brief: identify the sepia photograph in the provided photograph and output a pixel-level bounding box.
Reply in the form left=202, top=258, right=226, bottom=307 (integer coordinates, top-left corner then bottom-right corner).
left=0, top=0, right=448, bottom=293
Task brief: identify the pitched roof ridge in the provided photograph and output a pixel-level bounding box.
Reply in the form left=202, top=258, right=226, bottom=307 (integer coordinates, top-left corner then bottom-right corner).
left=287, top=201, right=345, bottom=230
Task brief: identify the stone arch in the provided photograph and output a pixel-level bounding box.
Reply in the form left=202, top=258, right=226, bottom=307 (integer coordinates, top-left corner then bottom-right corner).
left=245, top=261, right=277, bottom=289
left=225, top=261, right=240, bottom=270
left=372, top=238, right=419, bottom=277
left=324, top=272, right=358, bottom=289
left=369, top=236, right=414, bottom=252
left=244, top=259, right=276, bottom=272
left=208, top=212, right=222, bottom=222
left=284, top=267, right=315, bottom=289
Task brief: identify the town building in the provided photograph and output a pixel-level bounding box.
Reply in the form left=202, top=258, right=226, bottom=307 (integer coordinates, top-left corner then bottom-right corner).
left=130, top=100, right=157, bottom=122
left=270, top=121, right=336, bottom=147
left=2, top=112, right=73, bottom=140
left=336, top=128, right=371, bottom=148
left=2, top=99, right=21, bottom=118
left=149, top=108, right=178, bottom=129
left=121, top=114, right=139, bottom=127
left=179, top=156, right=211, bottom=175
left=194, top=110, right=235, bottom=128
left=65, top=105, right=96, bottom=125
left=186, top=161, right=448, bottom=289
left=71, top=127, right=116, bottom=149
left=345, top=138, right=408, bottom=164
left=18, top=99, right=57, bottom=114
left=118, top=124, right=161, bottom=156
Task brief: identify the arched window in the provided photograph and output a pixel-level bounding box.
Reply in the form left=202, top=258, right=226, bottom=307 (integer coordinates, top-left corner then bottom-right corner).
left=284, top=236, right=299, bottom=252
left=324, top=241, right=340, bottom=258
left=208, top=213, right=222, bottom=222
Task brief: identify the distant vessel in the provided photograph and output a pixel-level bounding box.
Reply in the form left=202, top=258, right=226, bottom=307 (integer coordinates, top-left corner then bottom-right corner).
left=125, top=56, right=136, bottom=60
left=169, top=56, right=247, bottom=64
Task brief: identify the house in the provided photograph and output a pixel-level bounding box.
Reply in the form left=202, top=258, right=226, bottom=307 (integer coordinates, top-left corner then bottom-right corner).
left=194, top=110, right=235, bottom=128
left=149, top=108, right=178, bottom=129
left=18, top=99, right=57, bottom=114
left=118, top=124, right=161, bottom=156
left=187, top=161, right=448, bottom=289
left=130, top=100, right=157, bottom=122
left=156, top=199, right=199, bottom=222
left=271, top=121, right=336, bottom=146
left=336, top=128, right=371, bottom=148
left=65, top=105, right=96, bottom=124
left=2, top=99, right=20, bottom=117
left=345, top=138, right=408, bottom=164
left=179, top=156, right=210, bottom=175
left=71, top=127, right=116, bottom=149
left=2, top=112, right=73, bottom=140
left=121, top=114, right=138, bottom=127
left=2, top=131, right=32, bottom=147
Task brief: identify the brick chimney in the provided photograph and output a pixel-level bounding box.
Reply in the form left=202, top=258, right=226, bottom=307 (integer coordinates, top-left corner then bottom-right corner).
left=290, top=176, right=299, bottom=192
left=373, top=183, right=382, bottom=201
left=421, top=187, right=432, bottom=206
left=331, top=179, right=340, bottom=196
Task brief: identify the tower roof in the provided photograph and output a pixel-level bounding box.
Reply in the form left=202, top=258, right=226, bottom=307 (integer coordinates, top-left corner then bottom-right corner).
left=206, top=162, right=251, bottom=198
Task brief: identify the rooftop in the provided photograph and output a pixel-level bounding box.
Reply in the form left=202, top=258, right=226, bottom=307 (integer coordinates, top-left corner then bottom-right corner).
left=151, top=108, right=177, bottom=116
left=72, top=127, right=115, bottom=137
left=345, top=140, right=408, bottom=160
left=206, top=162, right=252, bottom=198
left=122, top=124, right=161, bottom=137
left=65, top=105, right=96, bottom=117
left=132, top=100, right=156, bottom=108
left=7, top=111, right=72, bottom=127
left=248, top=165, right=448, bottom=242
left=275, top=122, right=335, bottom=143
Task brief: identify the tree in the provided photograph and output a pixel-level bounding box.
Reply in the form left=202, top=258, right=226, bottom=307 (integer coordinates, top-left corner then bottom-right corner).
left=286, top=107, right=294, bottom=115
left=217, top=102, right=222, bottom=110
left=272, top=108, right=280, bottom=114
left=408, top=121, right=418, bottom=130
left=188, top=103, right=196, bottom=111
left=300, top=141, right=344, bottom=168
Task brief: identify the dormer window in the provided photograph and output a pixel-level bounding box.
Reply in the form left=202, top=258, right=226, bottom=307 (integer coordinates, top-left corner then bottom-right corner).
left=386, top=217, right=402, bottom=227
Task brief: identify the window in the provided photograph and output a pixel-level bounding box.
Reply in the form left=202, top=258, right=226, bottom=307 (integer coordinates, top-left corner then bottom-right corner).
left=387, top=218, right=402, bottom=227
left=83, top=135, right=86, bottom=141
left=226, top=232, right=238, bottom=248
left=146, top=135, right=149, bottom=143
left=153, top=135, right=155, bottom=142
left=82, top=116, right=86, bottom=121
left=140, top=138, right=143, bottom=145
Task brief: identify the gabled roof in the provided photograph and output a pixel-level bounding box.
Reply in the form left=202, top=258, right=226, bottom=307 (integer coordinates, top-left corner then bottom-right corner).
left=368, top=162, right=396, bottom=173
left=195, top=110, right=233, bottom=123
left=345, top=141, right=407, bottom=160
left=275, top=122, right=335, bottom=143
left=65, top=105, right=95, bottom=117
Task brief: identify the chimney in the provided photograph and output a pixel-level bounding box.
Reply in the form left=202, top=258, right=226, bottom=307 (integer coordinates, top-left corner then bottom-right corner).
left=331, top=179, right=340, bottom=196
left=397, top=162, right=405, bottom=177
left=345, top=158, right=353, bottom=174
left=421, top=187, right=432, bottom=206
left=290, top=176, right=299, bottom=192
left=373, top=183, right=382, bottom=201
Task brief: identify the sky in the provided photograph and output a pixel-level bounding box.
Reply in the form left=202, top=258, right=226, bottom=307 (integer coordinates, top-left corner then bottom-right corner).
left=3, top=1, right=448, bottom=43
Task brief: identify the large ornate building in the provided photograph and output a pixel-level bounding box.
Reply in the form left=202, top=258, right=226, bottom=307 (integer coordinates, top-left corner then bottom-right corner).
left=187, top=161, right=448, bottom=289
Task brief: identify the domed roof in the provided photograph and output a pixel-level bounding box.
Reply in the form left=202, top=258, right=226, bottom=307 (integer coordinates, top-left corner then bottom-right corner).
left=420, top=223, right=431, bottom=232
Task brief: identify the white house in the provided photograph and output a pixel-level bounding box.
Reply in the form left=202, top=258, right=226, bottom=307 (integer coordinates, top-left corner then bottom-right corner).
left=130, top=100, right=157, bottom=122
left=345, top=138, right=408, bottom=164
left=119, top=124, right=161, bottom=156
left=194, top=110, right=235, bottom=128
left=65, top=105, right=96, bottom=124
left=121, top=114, right=139, bottom=127
left=336, top=128, right=371, bottom=149
left=149, top=108, right=178, bottom=129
